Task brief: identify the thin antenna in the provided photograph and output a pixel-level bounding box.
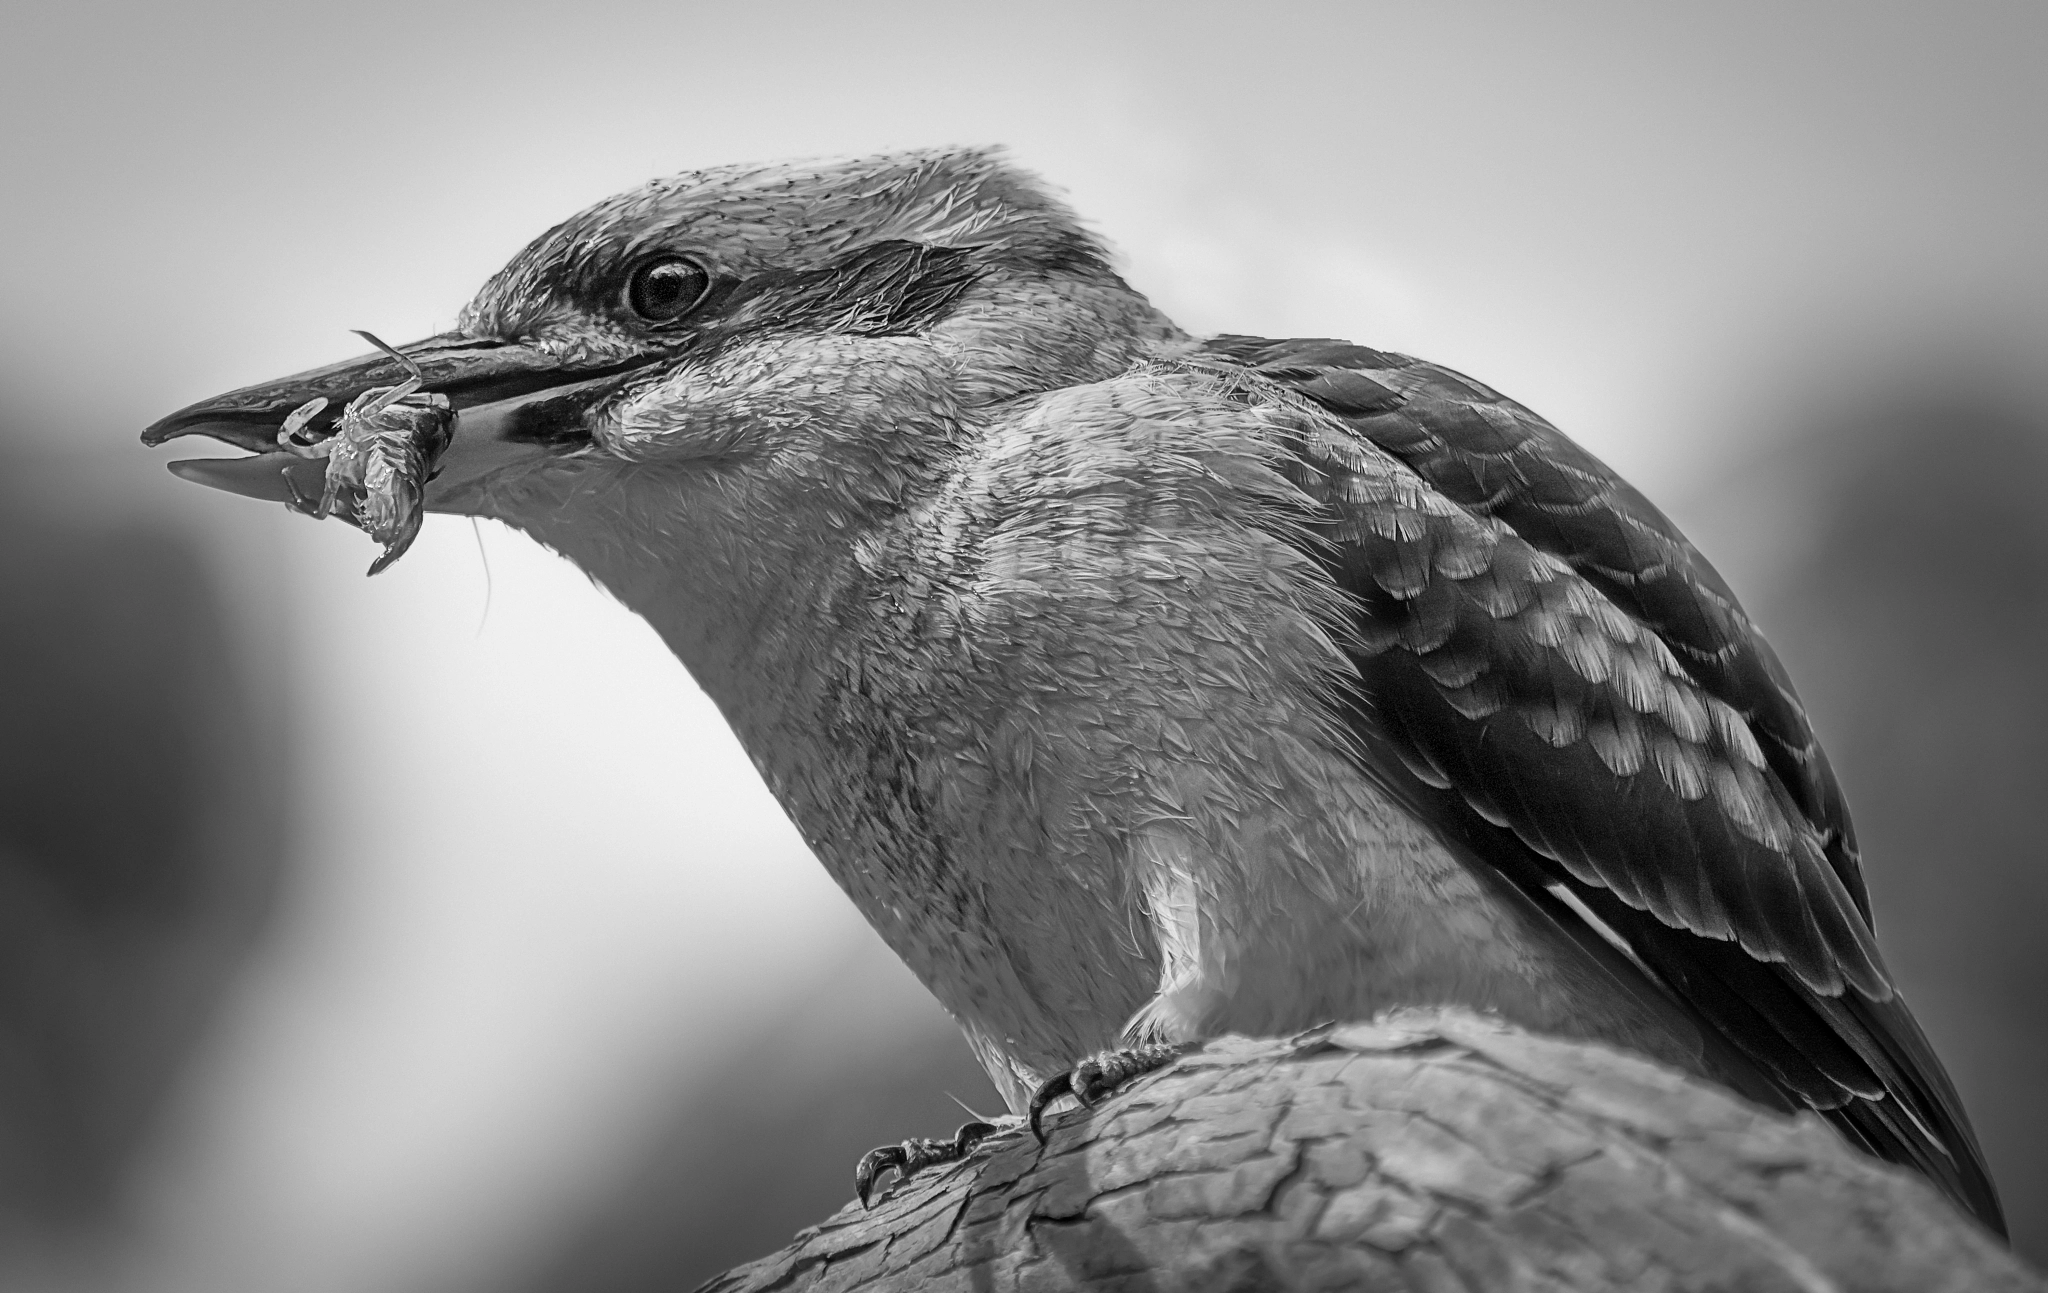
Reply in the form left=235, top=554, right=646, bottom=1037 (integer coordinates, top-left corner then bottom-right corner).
left=943, top=1090, right=993, bottom=1123
left=471, top=517, right=494, bottom=638
left=351, top=329, right=424, bottom=383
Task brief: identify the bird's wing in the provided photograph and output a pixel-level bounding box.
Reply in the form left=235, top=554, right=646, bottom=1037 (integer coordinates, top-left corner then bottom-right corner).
left=1193, top=334, right=2005, bottom=1235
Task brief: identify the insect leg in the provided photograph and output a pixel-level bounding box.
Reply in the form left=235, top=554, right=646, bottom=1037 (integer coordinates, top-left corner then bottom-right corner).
left=277, top=396, right=334, bottom=458
left=283, top=467, right=321, bottom=515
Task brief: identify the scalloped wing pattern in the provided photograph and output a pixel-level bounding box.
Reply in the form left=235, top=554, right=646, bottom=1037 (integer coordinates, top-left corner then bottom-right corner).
left=1191, top=335, right=2004, bottom=1234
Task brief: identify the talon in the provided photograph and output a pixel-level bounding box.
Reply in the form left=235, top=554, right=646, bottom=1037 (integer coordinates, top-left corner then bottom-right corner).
left=1028, top=1044, right=1185, bottom=1144
left=1028, top=1072, right=1075, bottom=1144
left=854, top=1120, right=1002, bottom=1208
left=951, top=1119, right=998, bottom=1153
left=854, top=1144, right=907, bottom=1210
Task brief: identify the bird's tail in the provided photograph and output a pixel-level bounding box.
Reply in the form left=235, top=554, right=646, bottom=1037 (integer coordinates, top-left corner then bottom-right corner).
left=1814, top=989, right=2007, bottom=1238
left=1579, top=889, right=2008, bottom=1239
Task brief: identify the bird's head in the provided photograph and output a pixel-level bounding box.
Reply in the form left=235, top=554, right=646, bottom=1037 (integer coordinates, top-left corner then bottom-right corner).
left=147, top=148, right=1183, bottom=632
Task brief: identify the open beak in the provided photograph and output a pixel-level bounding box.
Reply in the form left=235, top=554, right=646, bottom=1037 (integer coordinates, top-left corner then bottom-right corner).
left=143, top=331, right=654, bottom=514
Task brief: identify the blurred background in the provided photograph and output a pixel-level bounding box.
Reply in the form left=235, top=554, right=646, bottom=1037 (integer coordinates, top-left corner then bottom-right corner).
left=0, top=1, right=2042, bottom=1287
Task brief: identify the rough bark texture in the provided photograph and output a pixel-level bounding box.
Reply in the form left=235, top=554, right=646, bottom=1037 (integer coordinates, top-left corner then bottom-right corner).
left=701, top=1009, right=2039, bottom=1293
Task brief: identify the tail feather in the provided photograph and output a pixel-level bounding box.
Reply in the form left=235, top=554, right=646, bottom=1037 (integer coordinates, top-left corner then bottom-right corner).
left=1588, top=886, right=2007, bottom=1237
left=1816, top=990, right=2006, bottom=1236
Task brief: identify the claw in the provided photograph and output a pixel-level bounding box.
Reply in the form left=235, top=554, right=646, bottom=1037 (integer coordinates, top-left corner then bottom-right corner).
left=1028, top=1044, right=1184, bottom=1144
left=853, top=1120, right=999, bottom=1209
left=1027, top=1072, right=1075, bottom=1144
left=952, top=1119, right=998, bottom=1152
left=853, top=1145, right=905, bottom=1210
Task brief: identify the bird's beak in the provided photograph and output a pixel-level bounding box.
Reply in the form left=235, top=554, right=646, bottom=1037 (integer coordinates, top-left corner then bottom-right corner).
left=143, top=331, right=653, bottom=515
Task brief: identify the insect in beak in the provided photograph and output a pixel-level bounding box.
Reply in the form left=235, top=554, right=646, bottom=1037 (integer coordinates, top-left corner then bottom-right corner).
left=144, top=328, right=668, bottom=571
left=239, top=329, right=456, bottom=572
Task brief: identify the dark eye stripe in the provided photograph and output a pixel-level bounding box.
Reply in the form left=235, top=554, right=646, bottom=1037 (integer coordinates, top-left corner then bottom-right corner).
left=722, top=241, right=981, bottom=338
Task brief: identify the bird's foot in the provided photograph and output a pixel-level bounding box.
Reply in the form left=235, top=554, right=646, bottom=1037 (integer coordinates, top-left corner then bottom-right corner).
left=1027, top=1042, right=1185, bottom=1142
left=854, top=1119, right=1002, bottom=1209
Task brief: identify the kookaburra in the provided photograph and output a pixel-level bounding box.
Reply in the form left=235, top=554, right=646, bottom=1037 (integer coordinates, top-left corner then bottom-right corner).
left=146, top=147, right=2004, bottom=1233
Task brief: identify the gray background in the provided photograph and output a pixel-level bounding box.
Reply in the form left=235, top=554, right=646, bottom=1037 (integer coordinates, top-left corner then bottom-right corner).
left=0, top=2, right=2041, bottom=1288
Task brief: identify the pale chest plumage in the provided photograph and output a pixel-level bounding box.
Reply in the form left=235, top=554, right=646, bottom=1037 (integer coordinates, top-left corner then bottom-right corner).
left=690, top=370, right=1682, bottom=1109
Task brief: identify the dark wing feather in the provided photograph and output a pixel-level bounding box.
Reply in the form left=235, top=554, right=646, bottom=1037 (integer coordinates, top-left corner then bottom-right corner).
left=1195, top=334, right=2005, bottom=1236
left=1201, top=334, right=1869, bottom=920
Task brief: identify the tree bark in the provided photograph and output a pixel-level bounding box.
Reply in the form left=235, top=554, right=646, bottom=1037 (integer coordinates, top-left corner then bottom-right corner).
left=699, top=1009, right=2039, bottom=1292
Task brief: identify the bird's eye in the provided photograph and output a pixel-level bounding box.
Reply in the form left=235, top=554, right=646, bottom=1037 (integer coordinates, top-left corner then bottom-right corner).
left=624, top=256, right=712, bottom=325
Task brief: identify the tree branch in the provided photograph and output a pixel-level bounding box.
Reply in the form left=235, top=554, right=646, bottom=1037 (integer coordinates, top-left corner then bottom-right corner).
left=701, top=1009, right=2039, bottom=1292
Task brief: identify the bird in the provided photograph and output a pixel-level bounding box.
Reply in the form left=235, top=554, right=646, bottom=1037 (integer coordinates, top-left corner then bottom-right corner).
left=145, top=146, right=2004, bottom=1233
